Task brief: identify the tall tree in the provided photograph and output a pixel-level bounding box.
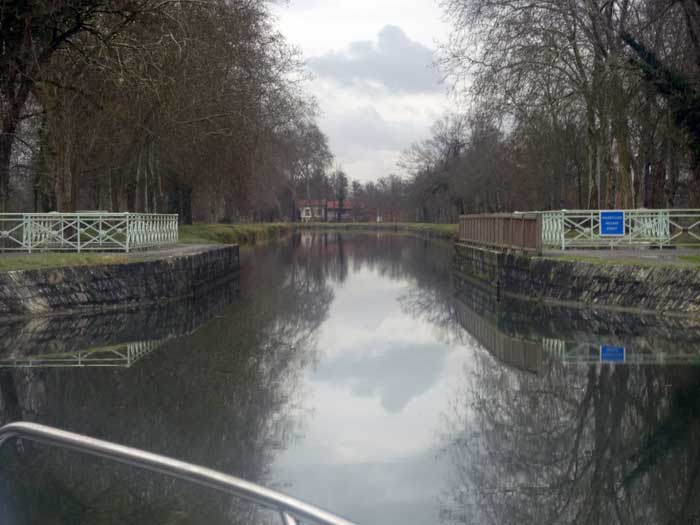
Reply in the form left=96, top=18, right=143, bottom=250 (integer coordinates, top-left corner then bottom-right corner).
left=0, top=0, right=159, bottom=210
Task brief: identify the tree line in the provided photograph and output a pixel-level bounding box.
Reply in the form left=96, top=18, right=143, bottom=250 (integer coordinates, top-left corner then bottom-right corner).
left=377, top=0, right=700, bottom=221
left=5, top=1, right=699, bottom=224
left=0, top=0, right=334, bottom=223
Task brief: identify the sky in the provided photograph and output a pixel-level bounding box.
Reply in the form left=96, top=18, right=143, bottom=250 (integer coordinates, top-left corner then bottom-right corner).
left=271, top=0, right=451, bottom=183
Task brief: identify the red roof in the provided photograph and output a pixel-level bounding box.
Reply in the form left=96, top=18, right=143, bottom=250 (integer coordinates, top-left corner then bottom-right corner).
left=297, top=200, right=326, bottom=207
left=297, top=199, right=357, bottom=210
left=326, top=200, right=353, bottom=210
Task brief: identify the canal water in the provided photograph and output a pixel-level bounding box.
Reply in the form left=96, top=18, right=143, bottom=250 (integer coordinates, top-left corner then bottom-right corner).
left=1, top=232, right=700, bottom=524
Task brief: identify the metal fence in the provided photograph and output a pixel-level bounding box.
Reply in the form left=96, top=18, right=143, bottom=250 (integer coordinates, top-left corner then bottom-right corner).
left=541, top=209, right=700, bottom=250
left=458, top=213, right=542, bottom=253
left=0, top=212, right=178, bottom=253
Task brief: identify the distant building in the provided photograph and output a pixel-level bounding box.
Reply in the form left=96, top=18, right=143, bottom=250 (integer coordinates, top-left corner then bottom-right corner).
left=297, top=199, right=357, bottom=222
left=297, top=199, right=403, bottom=223
left=365, top=209, right=404, bottom=223
left=326, top=200, right=354, bottom=222
left=297, top=200, right=327, bottom=222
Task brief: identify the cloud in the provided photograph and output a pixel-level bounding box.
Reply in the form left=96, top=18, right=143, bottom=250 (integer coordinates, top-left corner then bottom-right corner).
left=308, top=25, right=442, bottom=94
left=316, top=341, right=449, bottom=413
left=276, top=448, right=450, bottom=525
left=322, top=105, right=421, bottom=153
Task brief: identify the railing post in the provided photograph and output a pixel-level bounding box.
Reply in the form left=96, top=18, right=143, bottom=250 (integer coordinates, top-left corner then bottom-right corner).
left=125, top=214, right=130, bottom=253
left=509, top=216, right=514, bottom=250
left=98, top=215, right=103, bottom=249
left=77, top=214, right=81, bottom=253
left=25, top=215, right=31, bottom=253
left=560, top=211, right=566, bottom=251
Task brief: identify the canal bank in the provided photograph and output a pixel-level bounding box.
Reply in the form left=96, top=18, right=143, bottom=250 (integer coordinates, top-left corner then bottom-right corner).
left=0, top=244, right=240, bottom=318
left=453, top=242, right=700, bottom=316
left=180, top=222, right=459, bottom=245
left=295, top=222, right=458, bottom=242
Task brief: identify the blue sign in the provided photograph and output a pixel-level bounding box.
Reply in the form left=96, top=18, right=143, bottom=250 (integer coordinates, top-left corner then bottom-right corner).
left=600, top=345, right=626, bottom=363
left=600, top=211, right=625, bottom=236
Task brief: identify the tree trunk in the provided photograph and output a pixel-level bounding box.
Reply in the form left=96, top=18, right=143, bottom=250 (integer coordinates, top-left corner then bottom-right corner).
left=0, top=80, right=31, bottom=212
left=181, top=186, right=193, bottom=224
left=586, top=107, right=599, bottom=209
left=0, top=125, right=15, bottom=212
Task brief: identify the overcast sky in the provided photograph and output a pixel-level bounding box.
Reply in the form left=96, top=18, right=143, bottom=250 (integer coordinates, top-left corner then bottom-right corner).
left=271, top=0, right=451, bottom=183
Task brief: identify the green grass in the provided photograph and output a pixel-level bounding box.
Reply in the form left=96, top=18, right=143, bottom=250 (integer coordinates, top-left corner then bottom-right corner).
left=0, top=253, right=130, bottom=272
left=552, top=254, right=700, bottom=268
left=179, top=223, right=293, bottom=245
left=551, top=255, right=655, bottom=267
left=295, top=222, right=459, bottom=239
left=180, top=222, right=458, bottom=245
left=679, top=255, right=700, bottom=265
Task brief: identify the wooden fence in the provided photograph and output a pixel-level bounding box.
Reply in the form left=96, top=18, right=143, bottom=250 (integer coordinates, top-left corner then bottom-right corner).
left=458, top=213, right=542, bottom=254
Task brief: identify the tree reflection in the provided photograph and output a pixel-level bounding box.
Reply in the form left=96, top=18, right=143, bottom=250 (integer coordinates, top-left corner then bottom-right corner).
left=439, top=266, right=700, bottom=524
left=0, top=238, right=335, bottom=524
left=440, top=345, right=700, bottom=524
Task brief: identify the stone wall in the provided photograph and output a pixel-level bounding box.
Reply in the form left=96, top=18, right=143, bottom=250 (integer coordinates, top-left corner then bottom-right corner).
left=0, top=275, right=239, bottom=358
left=0, top=245, right=240, bottom=317
left=453, top=242, right=700, bottom=315
left=452, top=243, right=502, bottom=290
left=452, top=270, right=700, bottom=348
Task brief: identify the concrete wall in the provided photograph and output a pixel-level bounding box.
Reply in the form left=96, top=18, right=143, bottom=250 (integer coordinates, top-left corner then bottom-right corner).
left=0, top=245, right=240, bottom=318
left=453, top=242, right=700, bottom=315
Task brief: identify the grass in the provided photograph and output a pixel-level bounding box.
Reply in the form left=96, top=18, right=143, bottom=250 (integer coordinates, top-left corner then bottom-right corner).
left=0, top=253, right=130, bottom=272
left=679, top=255, right=700, bottom=265
left=295, top=222, right=459, bottom=239
left=551, top=255, right=658, bottom=267
left=180, top=222, right=459, bottom=244
left=552, top=254, right=700, bottom=268
left=179, top=223, right=293, bottom=245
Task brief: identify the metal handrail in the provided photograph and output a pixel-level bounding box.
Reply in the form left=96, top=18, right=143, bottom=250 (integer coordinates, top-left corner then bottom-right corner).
left=0, top=212, right=179, bottom=252
left=537, top=208, right=700, bottom=249
left=0, top=422, right=357, bottom=525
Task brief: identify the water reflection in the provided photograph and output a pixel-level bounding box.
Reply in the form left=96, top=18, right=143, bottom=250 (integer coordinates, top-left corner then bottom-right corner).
left=0, top=240, right=331, bottom=524
left=272, top=233, right=466, bottom=525
left=451, top=271, right=700, bottom=371
left=442, top=272, right=700, bottom=524
left=2, top=233, right=700, bottom=524
left=0, top=275, right=241, bottom=368
left=0, top=341, right=162, bottom=368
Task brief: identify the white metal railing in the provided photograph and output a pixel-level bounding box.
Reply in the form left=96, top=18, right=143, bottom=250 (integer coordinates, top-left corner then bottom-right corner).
left=0, top=212, right=178, bottom=253
left=540, top=209, right=700, bottom=250
left=0, top=422, right=358, bottom=525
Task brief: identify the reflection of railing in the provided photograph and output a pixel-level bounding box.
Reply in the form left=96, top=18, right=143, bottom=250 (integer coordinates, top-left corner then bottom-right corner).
left=458, top=214, right=542, bottom=254
left=0, top=213, right=178, bottom=252
left=543, top=338, right=700, bottom=366
left=0, top=341, right=161, bottom=369
left=541, top=209, right=700, bottom=250
left=0, top=423, right=357, bottom=525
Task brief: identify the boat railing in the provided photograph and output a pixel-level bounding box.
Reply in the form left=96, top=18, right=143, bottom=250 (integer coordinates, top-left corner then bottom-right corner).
left=0, top=422, right=357, bottom=525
